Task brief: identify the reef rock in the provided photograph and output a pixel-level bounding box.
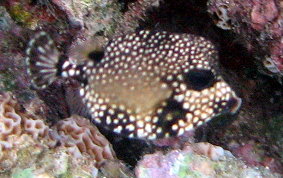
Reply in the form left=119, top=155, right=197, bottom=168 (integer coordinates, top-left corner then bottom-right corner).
left=0, top=92, right=122, bottom=177
left=135, top=142, right=281, bottom=178
left=208, top=0, right=283, bottom=81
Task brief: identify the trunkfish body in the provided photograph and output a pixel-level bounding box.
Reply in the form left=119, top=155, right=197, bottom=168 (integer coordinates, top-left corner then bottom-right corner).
left=26, top=30, right=241, bottom=140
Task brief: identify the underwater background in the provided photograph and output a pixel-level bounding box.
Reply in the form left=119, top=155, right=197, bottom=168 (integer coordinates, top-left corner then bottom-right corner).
left=0, top=0, right=282, bottom=177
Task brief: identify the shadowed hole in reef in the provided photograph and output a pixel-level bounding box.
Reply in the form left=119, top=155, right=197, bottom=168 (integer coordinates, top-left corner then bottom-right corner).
left=194, top=114, right=238, bottom=143
left=118, top=0, right=138, bottom=13
left=95, top=125, right=156, bottom=168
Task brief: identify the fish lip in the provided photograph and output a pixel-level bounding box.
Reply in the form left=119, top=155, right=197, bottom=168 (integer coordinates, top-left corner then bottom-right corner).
left=229, top=96, right=242, bottom=114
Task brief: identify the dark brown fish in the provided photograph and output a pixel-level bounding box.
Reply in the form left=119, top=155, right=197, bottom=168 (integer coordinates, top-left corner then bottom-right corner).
left=26, top=30, right=241, bottom=140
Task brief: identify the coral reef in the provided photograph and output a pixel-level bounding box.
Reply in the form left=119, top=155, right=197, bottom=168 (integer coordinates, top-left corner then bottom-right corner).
left=52, top=115, right=116, bottom=166
left=0, top=6, right=33, bottom=97
left=49, top=0, right=122, bottom=37
left=5, top=147, right=99, bottom=178
left=0, top=92, right=40, bottom=171
left=135, top=142, right=281, bottom=178
left=208, top=0, right=283, bottom=80
left=115, top=0, right=161, bottom=35
left=0, top=92, right=121, bottom=177
left=2, top=0, right=60, bottom=29
left=0, top=0, right=283, bottom=176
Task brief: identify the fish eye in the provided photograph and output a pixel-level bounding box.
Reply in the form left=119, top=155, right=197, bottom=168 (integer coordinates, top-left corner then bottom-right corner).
left=185, top=69, right=215, bottom=91
left=88, top=51, right=104, bottom=62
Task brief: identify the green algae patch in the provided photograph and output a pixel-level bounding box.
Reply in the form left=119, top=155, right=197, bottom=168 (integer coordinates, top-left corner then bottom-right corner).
left=0, top=71, right=17, bottom=92
left=9, top=4, right=35, bottom=27
left=176, top=154, right=204, bottom=178
left=171, top=152, right=213, bottom=178
left=12, top=168, right=34, bottom=178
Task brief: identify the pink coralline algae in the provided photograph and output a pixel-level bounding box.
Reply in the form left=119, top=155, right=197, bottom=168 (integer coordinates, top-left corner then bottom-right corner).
left=230, top=141, right=283, bottom=174
left=208, top=0, right=283, bottom=78
left=250, top=0, right=279, bottom=31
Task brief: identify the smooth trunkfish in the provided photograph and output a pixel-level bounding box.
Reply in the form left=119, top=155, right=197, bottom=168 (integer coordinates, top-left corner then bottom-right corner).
left=26, top=30, right=242, bottom=140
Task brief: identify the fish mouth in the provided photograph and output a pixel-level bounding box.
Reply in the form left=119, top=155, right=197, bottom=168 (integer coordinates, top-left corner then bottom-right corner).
left=227, top=96, right=242, bottom=114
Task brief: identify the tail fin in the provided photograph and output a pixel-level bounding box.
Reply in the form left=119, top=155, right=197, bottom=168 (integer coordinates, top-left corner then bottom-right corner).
left=25, top=32, right=62, bottom=89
